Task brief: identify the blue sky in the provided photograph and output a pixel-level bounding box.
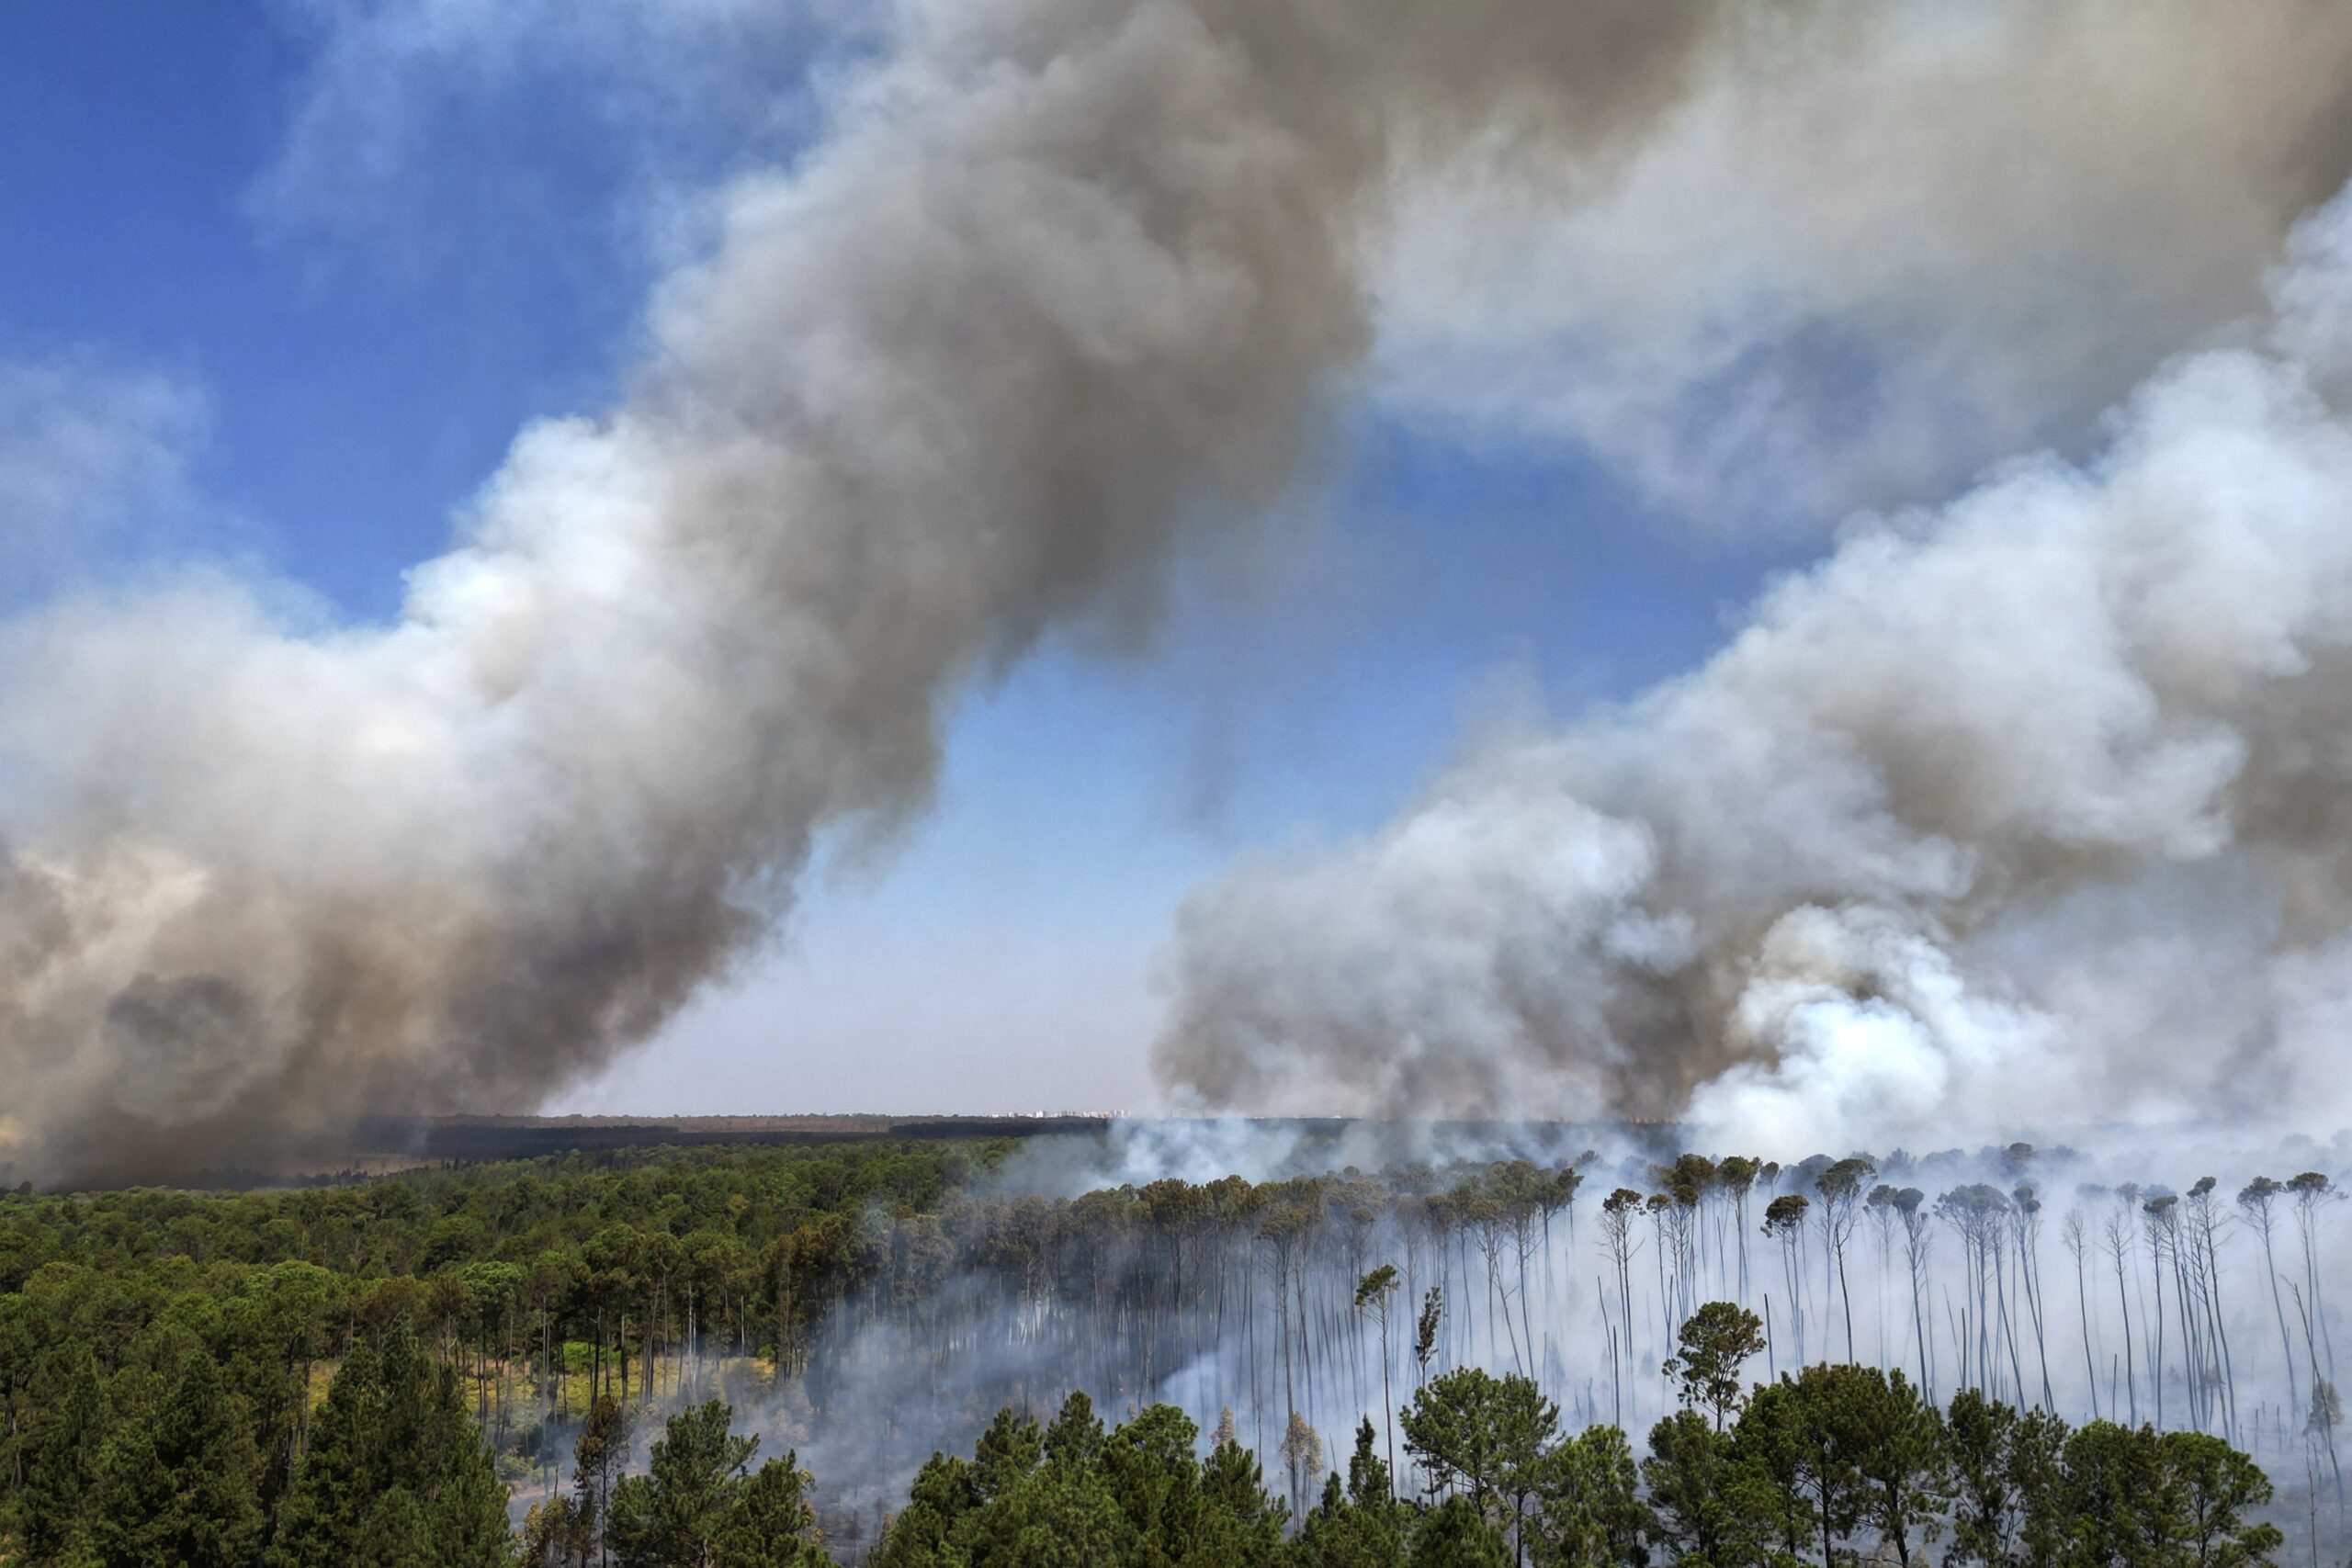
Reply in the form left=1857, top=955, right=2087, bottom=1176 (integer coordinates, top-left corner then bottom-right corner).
left=0, top=5, right=1797, bottom=1113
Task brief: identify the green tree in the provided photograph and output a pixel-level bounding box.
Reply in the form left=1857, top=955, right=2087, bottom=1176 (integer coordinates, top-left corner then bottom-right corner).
left=1196, top=1426, right=1290, bottom=1565
left=972, top=1406, right=1045, bottom=1501
left=1779, top=1364, right=1884, bottom=1568
left=90, top=1350, right=265, bottom=1568
left=1295, top=1419, right=1410, bottom=1568
left=1733, top=1372, right=1864, bottom=1568
left=607, top=1399, right=761, bottom=1568
left=871, top=1397, right=1290, bottom=1568
left=574, top=1393, right=633, bottom=1565
left=1660, top=1303, right=1767, bottom=1430
left=1100, top=1403, right=1211, bottom=1555
left=951, top=1431, right=1130, bottom=1568
left=869, top=1451, right=980, bottom=1568
left=1641, top=1409, right=1761, bottom=1568
left=2162, top=1430, right=2282, bottom=1568
left=1827, top=1367, right=1943, bottom=1568
left=2063, top=1422, right=2182, bottom=1568
left=432, top=1427, right=522, bottom=1568
left=1398, top=1367, right=1532, bottom=1504
left=1044, top=1389, right=1107, bottom=1470
left=270, top=1321, right=514, bottom=1568
left=18, top=1349, right=105, bottom=1563
left=1409, top=1497, right=1512, bottom=1568
left=711, top=1456, right=835, bottom=1567
left=374, top=1319, right=437, bottom=1497
left=1943, top=1391, right=2068, bottom=1568
left=1400, top=1368, right=1559, bottom=1562
left=904, top=1392, right=1133, bottom=1568
left=1532, top=1426, right=1650, bottom=1568
left=356, top=1486, right=435, bottom=1567
left=271, top=1341, right=384, bottom=1568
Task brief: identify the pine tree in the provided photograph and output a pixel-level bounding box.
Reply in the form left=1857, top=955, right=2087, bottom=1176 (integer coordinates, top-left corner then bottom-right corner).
left=969, top=1407, right=1043, bottom=1502
left=1196, top=1427, right=1290, bottom=1563
left=272, top=1321, right=516, bottom=1567
left=521, top=1495, right=593, bottom=1568
left=1641, top=1411, right=1757, bottom=1568
left=1660, top=1302, right=1767, bottom=1430
left=573, top=1393, right=632, bottom=1566
left=1408, top=1496, right=1510, bottom=1568
left=606, top=1399, right=759, bottom=1568
left=1293, top=1419, right=1409, bottom=1568
left=270, top=1341, right=383, bottom=1568
left=90, top=1350, right=265, bottom=1568
left=432, top=1429, right=522, bottom=1568
left=1536, top=1426, right=1651, bottom=1568
left=374, top=1321, right=435, bottom=1496
left=712, top=1456, right=834, bottom=1568
left=356, top=1486, right=435, bottom=1567
left=19, top=1349, right=106, bottom=1564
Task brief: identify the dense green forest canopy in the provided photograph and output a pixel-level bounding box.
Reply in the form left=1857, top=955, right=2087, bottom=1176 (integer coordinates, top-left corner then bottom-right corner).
left=853, top=1354, right=2284, bottom=1568
left=0, top=1141, right=1001, bottom=1559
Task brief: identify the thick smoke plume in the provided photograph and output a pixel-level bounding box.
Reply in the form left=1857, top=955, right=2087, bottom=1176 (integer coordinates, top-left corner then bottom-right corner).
left=7, top=0, right=2352, bottom=1179
left=1158, top=188, right=2352, bottom=1153
left=0, top=0, right=1728, bottom=1181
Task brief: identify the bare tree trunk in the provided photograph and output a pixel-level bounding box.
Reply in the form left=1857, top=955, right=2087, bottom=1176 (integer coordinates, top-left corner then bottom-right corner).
left=2264, top=1228, right=2301, bottom=1426
left=2074, top=1240, right=2100, bottom=1420
left=2112, top=1242, right=2139, bottom=1425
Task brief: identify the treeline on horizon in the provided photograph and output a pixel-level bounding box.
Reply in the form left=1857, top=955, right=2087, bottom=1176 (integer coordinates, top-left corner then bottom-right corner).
left=0, top=1136, right=2342, bottom=1562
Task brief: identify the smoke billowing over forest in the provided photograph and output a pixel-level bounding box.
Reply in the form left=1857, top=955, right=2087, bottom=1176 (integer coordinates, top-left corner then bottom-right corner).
left=8, top=1, right=2352, bottom=1181
left=18, top=2, right=2352, bottom=1564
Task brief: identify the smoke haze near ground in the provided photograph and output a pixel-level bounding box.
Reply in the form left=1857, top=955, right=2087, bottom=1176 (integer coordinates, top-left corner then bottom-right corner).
left=9, top=1, right=2352, bottom=1179
left=708, top=1122, right=2352, bottom=1556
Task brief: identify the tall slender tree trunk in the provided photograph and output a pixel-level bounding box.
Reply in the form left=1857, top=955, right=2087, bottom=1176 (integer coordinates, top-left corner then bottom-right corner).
left=2265, top=1230, right=2301, bottom=1425
left=2075, top=1247, right=2100, bottom=1421
left=2114, top=1249, right=2139, bottom=1426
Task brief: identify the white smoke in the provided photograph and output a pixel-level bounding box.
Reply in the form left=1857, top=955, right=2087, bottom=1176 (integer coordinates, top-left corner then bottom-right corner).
left=1159, top=185, right=2352, bottom=1152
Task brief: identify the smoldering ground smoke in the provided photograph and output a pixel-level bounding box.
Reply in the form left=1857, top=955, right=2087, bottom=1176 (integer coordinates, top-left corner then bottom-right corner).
left=8, top=2, right=2352, bottom=1180
left=652, top=1126, right=2352, bottom=1555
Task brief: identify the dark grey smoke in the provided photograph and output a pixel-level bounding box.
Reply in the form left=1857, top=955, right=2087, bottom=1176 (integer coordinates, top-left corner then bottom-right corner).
left=0, top=0, right=1742, bottom=1182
